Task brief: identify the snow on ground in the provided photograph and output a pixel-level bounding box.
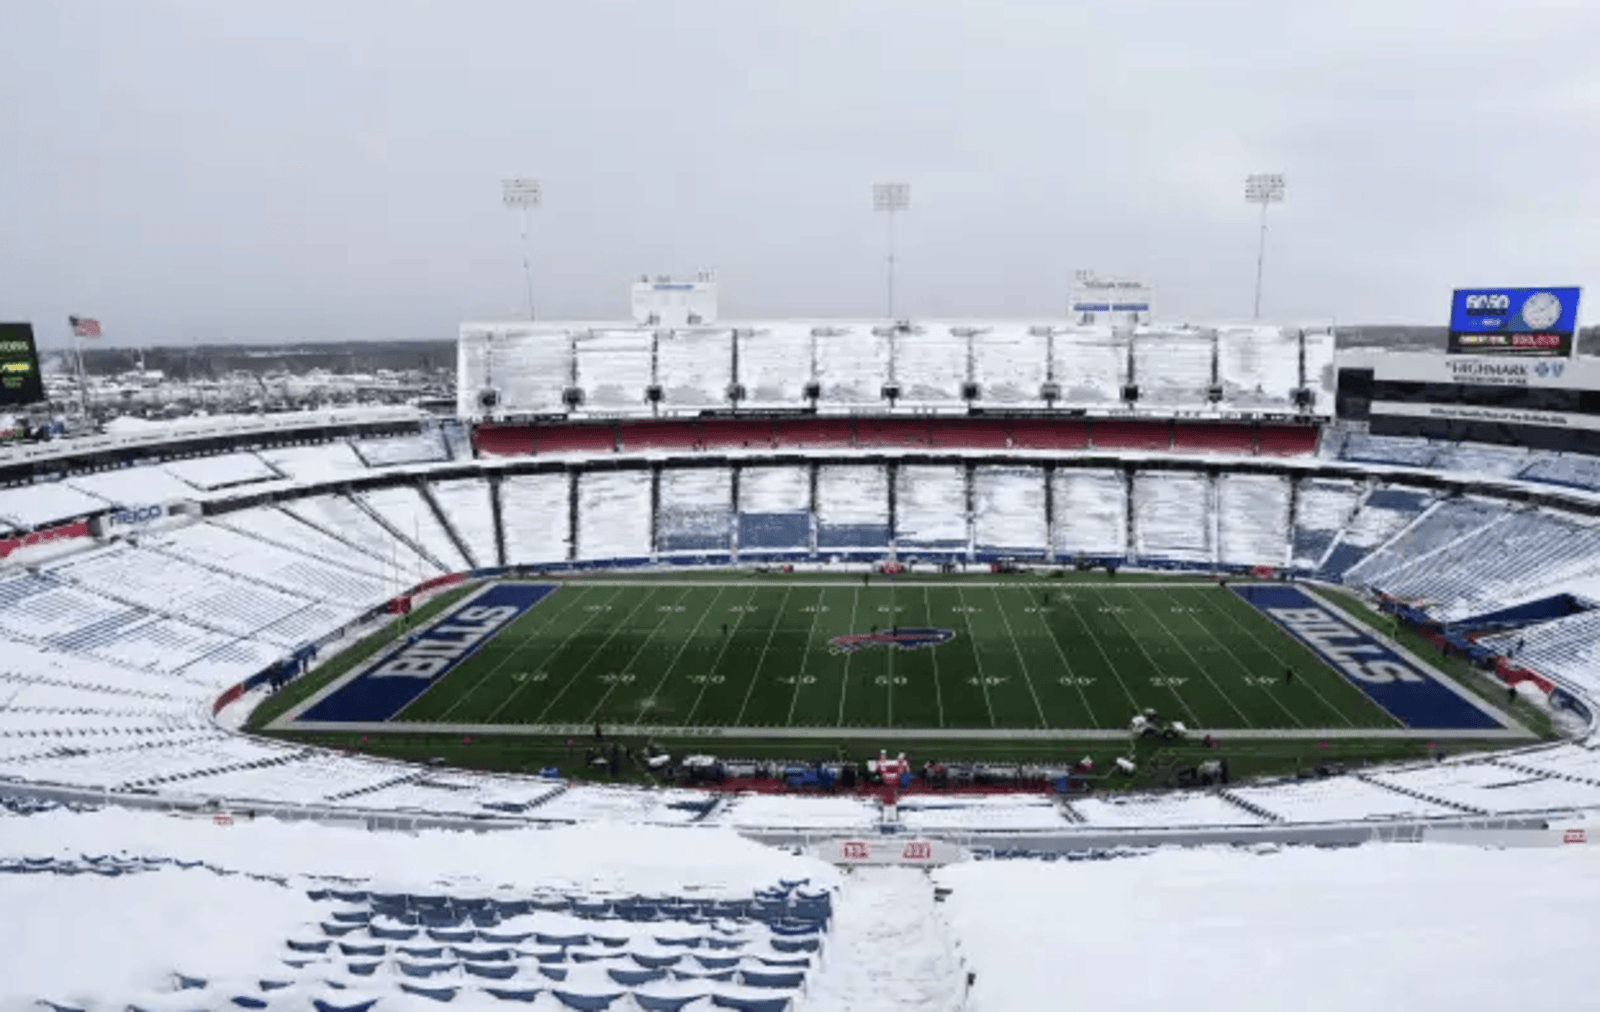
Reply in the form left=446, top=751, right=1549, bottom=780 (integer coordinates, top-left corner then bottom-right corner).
left=938, top=843, right=1600, bottom=1012
left=805, top=867, right=966, bottom=1012
left=0, top=865, right=311, bottom=1011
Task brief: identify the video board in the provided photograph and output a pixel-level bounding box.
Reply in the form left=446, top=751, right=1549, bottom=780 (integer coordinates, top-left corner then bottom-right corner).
left=0, top=323, right=44, bottom=407
left=1447, top=287, right=1581, bottom=357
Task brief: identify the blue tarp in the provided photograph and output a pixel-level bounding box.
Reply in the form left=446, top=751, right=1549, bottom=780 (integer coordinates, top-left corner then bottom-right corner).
left=742, top=969, right=805, bottom=988
left=1450, top=593, right=1592, bottom=632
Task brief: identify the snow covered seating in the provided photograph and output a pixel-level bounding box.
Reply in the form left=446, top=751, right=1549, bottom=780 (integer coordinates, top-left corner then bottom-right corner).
left=1338, top=432, right=1438, bottom=468
left=1, top=813, right=837, bottom=1012
left=0, top=479, right=106, bottom=529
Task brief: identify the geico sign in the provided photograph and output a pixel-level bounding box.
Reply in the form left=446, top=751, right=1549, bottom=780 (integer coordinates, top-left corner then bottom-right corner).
left=1268, top=607, right=1425, bottom=684
left=370, top=605, right=521, bottom=680
left=109, top=504, right=164, bottom=526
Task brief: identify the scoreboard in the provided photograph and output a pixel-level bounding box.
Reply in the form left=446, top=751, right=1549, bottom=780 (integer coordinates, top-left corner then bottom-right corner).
left=0, top=323, right=44, bottom=407
left=1447, top=287, right=1581, bottom=357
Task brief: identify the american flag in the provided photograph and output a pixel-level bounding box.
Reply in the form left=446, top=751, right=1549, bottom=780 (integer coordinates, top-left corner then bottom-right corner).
left=69, top=316, right=101, bottom=338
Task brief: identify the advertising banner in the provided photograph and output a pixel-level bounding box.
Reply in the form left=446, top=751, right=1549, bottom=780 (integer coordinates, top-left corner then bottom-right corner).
left=1447, top=287, right=1581, bottom=357
left=0, top=520, right=91, bottom=563
left=0, top=323, right=45, bottom=407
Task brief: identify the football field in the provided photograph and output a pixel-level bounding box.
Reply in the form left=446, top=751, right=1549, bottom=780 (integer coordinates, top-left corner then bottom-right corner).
left=274, top=577, right=1526, bottom=738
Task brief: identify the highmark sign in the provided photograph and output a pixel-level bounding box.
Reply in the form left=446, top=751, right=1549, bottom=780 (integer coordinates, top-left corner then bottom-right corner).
left=1442, top=357, right=1571, bottom=387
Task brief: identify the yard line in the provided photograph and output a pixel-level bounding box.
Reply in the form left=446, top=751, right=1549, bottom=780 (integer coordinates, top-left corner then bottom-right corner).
left=785, top=587, right=828, bottom=726
left=523, top=587, right=662, bottom=724
left=681, top=588, right=761, bottom=726
left=1155, top=587, right=1303, bottom=728
left=734, top=586, right=793, bottom=726
left=425, top=585, right=591, bottom=722
left=886, top=580, right=896, bottom=728
left=478, top=585, right=632, bottom=723
left=1054, top=589, right=1141, bottom=715
left=1084, top=586, right=1201, bottom=727
left=923, top=586, right=947, bottom=729
left=1122, top=586, right=1253, bottom=726
left=988, top=587, right=1049, bottom=728
left=955, top=587, right=998, bottom=728
left=834, top=587, right=862, bottom=727
left=1209, top=587, right=1371, bottom=729
left=640, top=587, right=728, bottom=723
left=1014, top=590, right=1098, bottom=727
left=580, top=586, right=695, bottom=724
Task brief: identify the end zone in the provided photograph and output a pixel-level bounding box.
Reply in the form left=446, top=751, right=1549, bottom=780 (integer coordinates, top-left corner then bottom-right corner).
left=273, top=582, right=558, bottom=727
left=1232, top=583, right=1528, bottom=733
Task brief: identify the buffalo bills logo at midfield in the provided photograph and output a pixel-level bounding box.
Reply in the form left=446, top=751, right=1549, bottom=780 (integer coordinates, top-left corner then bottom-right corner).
left=829, top=627, right=956, bottom=654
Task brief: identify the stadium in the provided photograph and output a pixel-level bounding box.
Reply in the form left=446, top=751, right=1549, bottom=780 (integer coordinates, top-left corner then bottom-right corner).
left=5, top=281, right=1600, bottom=1007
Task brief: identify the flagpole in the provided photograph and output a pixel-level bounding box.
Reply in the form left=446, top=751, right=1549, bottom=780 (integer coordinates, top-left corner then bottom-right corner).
left=72, top=330, right=89, bottom=420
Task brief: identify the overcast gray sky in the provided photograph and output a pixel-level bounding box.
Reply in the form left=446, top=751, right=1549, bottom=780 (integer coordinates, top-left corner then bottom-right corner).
left=3, top=0, right=1597, bottom=347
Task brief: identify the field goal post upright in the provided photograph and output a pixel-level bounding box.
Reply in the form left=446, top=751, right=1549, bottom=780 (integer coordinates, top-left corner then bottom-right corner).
left=502, top=177, right=542, bottom=320
left=1244, top=173, right=1286, bottom=321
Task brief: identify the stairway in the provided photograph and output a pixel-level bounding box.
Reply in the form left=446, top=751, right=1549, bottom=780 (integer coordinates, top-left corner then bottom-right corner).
left=804, top=865, right=967, bottom=1011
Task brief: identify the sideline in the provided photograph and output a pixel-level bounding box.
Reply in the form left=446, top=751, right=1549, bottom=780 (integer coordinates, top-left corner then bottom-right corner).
left=264, top=719, right=1533, bottom=740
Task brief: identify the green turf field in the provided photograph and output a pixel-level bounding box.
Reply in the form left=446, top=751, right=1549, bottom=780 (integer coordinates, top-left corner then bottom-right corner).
left=351, top=579, right=1408, bottom=732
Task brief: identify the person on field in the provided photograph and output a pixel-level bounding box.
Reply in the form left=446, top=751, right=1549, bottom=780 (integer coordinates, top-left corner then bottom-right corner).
left=1284, top=667, right=1295, bottom=685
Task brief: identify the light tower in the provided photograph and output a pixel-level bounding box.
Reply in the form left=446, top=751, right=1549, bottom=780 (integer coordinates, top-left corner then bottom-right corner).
left=501, top=177, right=541, bottom=320
left=872, top=182, right=910, bottom=319
left=1244, top=173, right=1286, bottom=321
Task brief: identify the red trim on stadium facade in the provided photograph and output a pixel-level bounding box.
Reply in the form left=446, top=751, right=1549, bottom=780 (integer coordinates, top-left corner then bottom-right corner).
left=473, top=418, right=1321, bottom=458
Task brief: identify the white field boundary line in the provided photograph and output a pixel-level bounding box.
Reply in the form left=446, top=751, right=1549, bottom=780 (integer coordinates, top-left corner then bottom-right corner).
left=264, top=719, right=1536, bottom=741
left=1297, top=585, right=1534, bottom=738
left=267, top=579, right=502, bottom=731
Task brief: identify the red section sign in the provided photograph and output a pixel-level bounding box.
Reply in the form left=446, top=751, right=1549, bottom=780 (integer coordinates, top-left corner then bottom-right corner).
left=1563, top=828, right=1586, bottom=844
left=0, top=520, right=89, bottom=561
left=901, top=840, right=933, bottom=862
